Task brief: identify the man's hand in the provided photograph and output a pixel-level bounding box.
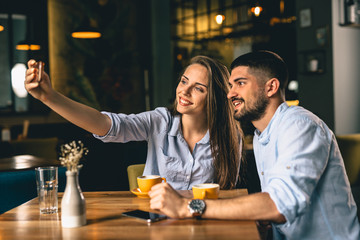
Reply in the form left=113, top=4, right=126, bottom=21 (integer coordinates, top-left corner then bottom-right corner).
left=148, top=182, right=191, bottom=219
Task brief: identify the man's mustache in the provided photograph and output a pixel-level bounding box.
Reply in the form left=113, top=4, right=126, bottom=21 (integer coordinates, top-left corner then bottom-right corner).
left=231, top=97, right=244, bottom=103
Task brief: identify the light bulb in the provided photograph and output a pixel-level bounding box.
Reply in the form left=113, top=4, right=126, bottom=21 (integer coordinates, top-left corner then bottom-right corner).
left=215, top=15, right=225, bottom=25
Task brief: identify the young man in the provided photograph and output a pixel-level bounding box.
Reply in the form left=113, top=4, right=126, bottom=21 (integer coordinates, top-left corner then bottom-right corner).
left=148, top=51, right=360, bottom=239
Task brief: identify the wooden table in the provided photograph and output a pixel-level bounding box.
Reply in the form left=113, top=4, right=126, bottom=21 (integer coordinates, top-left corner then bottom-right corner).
left=0, top=190, right=260, bottom=240
left=0, top=155, right=61, bottom=172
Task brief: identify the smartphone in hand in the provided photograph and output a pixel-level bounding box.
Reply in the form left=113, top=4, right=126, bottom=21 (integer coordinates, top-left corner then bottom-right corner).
left=37, top=61, right=44, bottom=82
left=122, top=210, right=167, bottom=223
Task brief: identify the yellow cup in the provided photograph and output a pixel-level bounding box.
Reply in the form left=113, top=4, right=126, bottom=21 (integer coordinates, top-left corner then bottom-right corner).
left=192, top=183, right=220, bottom=199
left=137, top=175, right=166, bottom=193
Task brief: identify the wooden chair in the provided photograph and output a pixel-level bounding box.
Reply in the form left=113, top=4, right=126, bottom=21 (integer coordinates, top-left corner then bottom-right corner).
left=127, top=164, right=145, bottom=190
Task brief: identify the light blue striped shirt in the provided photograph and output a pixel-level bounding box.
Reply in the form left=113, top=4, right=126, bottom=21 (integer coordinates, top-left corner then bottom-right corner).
left=94, top=107, right=214, bottom=190
left=253, top=102, right=360, bottom=240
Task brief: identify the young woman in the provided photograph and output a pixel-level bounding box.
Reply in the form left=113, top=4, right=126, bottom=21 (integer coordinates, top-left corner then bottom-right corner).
left=25, top=55, right=243, bottom=190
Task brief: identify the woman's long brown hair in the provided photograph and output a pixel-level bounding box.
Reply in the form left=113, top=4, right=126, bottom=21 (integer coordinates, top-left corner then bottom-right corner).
left=171, top=56, right=244, bottom=189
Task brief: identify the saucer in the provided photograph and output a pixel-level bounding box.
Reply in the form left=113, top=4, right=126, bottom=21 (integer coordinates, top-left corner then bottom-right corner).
left=131, top=188, right=149, bottom=198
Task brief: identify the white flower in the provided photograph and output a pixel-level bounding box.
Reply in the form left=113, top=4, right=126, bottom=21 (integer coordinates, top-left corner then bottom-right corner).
left=59, top=140, right=88, bottom=172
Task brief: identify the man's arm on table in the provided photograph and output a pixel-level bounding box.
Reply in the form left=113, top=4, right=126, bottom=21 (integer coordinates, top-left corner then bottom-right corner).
left=149, top=183, right=286, bottom=223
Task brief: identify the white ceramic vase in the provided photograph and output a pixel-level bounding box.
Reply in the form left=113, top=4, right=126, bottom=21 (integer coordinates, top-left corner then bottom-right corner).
left=61, top=170, right=86, bottom=228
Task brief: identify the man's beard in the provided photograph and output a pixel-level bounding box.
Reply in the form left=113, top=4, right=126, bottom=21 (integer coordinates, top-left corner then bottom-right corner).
left=234, top=91, right=269, bottom=123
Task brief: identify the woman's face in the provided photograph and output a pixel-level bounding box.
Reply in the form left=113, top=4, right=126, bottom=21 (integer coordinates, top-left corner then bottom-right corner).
left=176, top=63, right=209, bottom=117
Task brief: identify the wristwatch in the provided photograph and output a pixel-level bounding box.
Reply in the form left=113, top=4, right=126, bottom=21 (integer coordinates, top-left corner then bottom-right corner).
left=188, top=199, right=206, bottom=218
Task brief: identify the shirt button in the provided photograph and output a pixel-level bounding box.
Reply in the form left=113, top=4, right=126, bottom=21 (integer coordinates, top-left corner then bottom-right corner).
left=186, top=176, right=190, bottom=180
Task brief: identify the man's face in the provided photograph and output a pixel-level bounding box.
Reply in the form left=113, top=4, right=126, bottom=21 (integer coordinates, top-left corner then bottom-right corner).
left=227, top=66, right=269, bottom=122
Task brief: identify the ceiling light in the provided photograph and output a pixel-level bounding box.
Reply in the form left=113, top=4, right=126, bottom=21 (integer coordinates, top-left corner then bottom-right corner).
left=16, top=40, right=41, bottom=51
left=251, top=6, right=263, bottom=17
left=71, top=27, right=101, bottom=39
left=215, top=14, right=225, bottom=25
left=16, top=15, right=41, bottom=51
left=71, top=19, right=101, bottom=39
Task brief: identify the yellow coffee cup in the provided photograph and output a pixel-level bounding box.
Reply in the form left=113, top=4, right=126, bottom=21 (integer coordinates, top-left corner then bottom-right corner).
left=137, top=175, right=166, bottom=193
left=192, top=183, right=220, bottom=199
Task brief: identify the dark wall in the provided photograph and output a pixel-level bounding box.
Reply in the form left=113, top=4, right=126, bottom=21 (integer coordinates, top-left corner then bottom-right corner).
left=296, top=0, right=334, bottom=129
left=79, top=138, right=147, bottom=191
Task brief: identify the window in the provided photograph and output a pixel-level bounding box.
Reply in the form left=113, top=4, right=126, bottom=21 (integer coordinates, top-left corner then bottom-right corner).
left=0, top=14, right=29, bottom=113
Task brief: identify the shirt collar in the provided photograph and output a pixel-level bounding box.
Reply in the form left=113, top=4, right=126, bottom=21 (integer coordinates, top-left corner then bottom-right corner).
left=198, top=131, right=210, bottom=144
left=255, top=102, right=289, bottom=144
left=169, top=114, right=181, bottom=136
left=168, top=114, right=210, bottom=144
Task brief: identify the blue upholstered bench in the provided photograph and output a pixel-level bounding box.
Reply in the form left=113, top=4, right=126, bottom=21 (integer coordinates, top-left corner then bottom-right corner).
left=0, top=167, right=66, bottom=214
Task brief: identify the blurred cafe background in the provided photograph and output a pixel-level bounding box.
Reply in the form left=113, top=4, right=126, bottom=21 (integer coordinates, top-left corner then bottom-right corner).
left=1, top=0, right=360, bottom=214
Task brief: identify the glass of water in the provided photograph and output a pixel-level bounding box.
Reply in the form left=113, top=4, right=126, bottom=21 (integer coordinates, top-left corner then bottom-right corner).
left=35, top=166, right=58, bottom=214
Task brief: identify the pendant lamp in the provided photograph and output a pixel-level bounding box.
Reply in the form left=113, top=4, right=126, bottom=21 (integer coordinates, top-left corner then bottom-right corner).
left=251, top=1, right=263, bottom=17
left=16, top=15, right=41, bottom=51
left=251, top=5, right=263, bottom=17
left=16, top=39, right=41, bottom=51
left=71, top=18, right=101, bottom=39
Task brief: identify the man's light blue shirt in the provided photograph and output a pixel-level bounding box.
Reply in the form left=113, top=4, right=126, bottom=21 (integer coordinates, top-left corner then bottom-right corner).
left=94, top=107, right=214, bottom=190
left=253, top=102, right=360, bottom=240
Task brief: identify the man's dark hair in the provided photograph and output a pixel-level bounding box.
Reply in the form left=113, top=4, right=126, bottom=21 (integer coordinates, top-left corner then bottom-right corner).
left=230, top=50, right=289, bottom=90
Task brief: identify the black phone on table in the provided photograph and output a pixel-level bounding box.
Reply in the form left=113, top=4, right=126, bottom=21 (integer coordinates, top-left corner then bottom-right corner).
left=122, top=210, right=167, bottom=223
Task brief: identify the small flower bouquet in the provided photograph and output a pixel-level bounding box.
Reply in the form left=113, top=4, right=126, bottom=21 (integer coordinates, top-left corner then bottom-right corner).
left=59, top=140, right=88, bottom=172
left=60, top=140, right=88, bottom=228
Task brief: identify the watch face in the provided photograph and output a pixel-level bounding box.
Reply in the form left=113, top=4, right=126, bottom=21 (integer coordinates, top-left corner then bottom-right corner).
left=189, top=199, right=205, bottom=215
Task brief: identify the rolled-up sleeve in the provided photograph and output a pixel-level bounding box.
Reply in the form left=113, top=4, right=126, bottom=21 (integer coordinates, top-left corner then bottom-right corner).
left=93, top=108, right=170, bottom=143
left=262, top=117, right=330, bottom=225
